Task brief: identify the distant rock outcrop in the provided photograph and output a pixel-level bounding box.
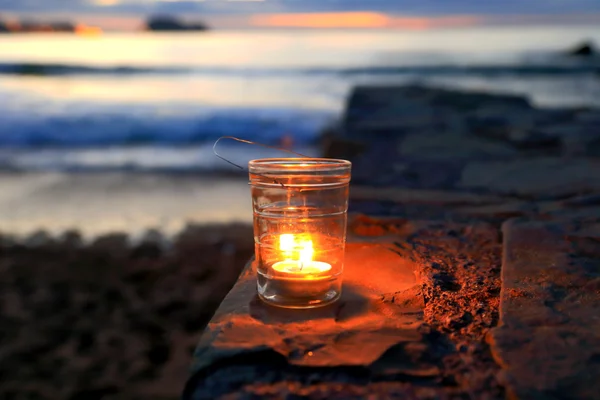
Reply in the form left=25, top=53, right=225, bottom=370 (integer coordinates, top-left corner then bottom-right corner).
left=51, top=22, right=76, bottom=32
left=567, top=41, right=597, bottom=57
left=145, top=15, right=209, bottom=32
left=0, top=18, right=75, bottom=33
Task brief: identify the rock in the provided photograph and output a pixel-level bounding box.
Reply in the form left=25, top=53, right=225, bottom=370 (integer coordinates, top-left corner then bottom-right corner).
left=353, top=151, right=466, bottom=189
left=147, top=340, right=171, bottom=367
left=350, top=186, right=506, bottom=206
left=488, top=219, right=600, bottom=400
left=321, top=137, right=368, bottom=160
left=186, top=242, right=428, bottom=397
left=343, top=85, right=530, bottom=140
left=332, top=84, right=600, bottom=194
left=0, top=232, right=17, bottom=248
left=454, top=201, right=534, bottom=220
left=459, top=158, right=600, bottom=199
left=465, top=106, right=600, bottom=156
left=567, top=41, right=597, bottom=57
left=139, top=228, right=167, bottom=248
left=562, top=194, right=600, bottom=207
left=24, top=230, right=54, bottom=247
left=398, top=131, right=517, bottom=160
left=59, top=230, right=84, bottom=248
left=130, top=241, right=162, bottom=260
left=68, top=386, right=119, bottom=400
left=146, top=15, right=208, bottom=31
left=91, top=233, right=129, bottom=255
left=185, top=219, right=508, bottom=399
left=444, top=312, right=473, bottom=330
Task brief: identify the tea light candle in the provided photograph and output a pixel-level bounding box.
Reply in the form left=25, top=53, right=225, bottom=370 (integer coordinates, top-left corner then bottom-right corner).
left=266, top=234, right=333, bottom=300
left=272, top=260, right=332, bottom=276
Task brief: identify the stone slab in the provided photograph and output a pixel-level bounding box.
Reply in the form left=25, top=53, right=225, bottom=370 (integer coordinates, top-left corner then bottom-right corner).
left=489, top=218, right=600, bottom=400
left=190, top=242, right=422, bottom=368
left=184, top=218, right=510, bottom=399
left=185, top=242, right=436, bottom=398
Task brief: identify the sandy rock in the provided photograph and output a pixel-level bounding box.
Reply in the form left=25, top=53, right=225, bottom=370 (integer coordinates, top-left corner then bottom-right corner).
left=489, top=219, right=600, bottom=400
left=186, top=219, right=505, bottom=399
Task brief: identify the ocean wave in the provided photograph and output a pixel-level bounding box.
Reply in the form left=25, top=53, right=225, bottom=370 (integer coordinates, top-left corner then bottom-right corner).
left=0, top=107, right=335, bottom=148
left=0, top=61, right=599, bottom=77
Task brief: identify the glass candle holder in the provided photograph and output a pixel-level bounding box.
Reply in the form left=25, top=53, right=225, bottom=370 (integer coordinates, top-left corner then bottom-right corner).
left=249, top=158, right=351, bottom=309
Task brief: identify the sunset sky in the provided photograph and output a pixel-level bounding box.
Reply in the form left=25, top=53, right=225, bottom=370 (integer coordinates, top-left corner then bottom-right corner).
left=1, top=0, right=600, bottom=30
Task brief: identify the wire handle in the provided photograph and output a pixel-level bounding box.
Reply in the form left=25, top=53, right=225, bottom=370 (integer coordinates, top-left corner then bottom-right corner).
left=212, top=136, right=310, bottom=188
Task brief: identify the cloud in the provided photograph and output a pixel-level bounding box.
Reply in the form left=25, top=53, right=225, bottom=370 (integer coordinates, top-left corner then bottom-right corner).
left=249, top=11, right=482, bottom=29
left=251, top=11, right=390, bottom=29
left=2, top=0, right=600, bottom=17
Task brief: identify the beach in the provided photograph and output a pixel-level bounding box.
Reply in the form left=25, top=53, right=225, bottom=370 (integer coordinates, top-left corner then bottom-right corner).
left=0, top=171, right=258, bottom=399
left=1, top=26, right=599, bottom=399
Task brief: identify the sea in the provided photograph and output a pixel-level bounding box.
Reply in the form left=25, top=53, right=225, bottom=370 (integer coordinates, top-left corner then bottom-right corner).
left=1, top=26, right=599, bottom=173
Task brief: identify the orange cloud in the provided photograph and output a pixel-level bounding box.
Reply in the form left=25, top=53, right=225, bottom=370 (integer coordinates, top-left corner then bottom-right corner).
left=250, top=12, right=481, bottom=30
left=389, top=15, right=482, bottom=29
left=75, top=24, right=103, bottom=37
left=75, top=15, right=142, bottom=31
left=251, top=12, right=390, bottom=29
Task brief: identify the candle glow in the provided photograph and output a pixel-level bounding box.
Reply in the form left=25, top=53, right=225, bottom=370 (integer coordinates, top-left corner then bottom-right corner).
left=273, top=233, right=331, bottom=276
left=279, top=233, right=314, bottom=269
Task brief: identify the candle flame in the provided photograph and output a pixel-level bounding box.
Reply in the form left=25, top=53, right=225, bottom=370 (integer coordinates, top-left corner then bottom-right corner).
left=279, top=233, right=314, bottom=265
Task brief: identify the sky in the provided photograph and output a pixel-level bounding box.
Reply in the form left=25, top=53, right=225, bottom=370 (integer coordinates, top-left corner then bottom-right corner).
left=1, top=0, right=600, bottom=30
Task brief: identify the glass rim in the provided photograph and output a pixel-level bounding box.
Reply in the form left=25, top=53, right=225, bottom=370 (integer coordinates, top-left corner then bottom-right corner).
left=249, top=158, right=351, bottom=173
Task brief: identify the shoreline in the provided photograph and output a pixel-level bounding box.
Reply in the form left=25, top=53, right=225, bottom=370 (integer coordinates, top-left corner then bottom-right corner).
left=0, top=171, right=253, bottom=240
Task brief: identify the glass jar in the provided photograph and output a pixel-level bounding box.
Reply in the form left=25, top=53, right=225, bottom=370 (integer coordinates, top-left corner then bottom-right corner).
left=249, top=158, right=351, bottom=309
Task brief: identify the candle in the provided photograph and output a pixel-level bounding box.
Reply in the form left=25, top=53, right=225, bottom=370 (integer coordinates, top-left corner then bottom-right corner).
left=272, top=234, right=332, bottom=277
left=256, top=233, right=334, bottom=304
left=272, top=260, right=332, bottom=276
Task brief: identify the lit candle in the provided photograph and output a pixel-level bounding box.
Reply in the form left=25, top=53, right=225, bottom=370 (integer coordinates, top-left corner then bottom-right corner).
left=271, top=234, right=332, bottom=277
left=272, top=261, right=332, bottom=275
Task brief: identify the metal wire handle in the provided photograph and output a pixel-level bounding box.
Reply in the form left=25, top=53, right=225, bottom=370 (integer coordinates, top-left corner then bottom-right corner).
left=212, top=136, right=311, bottom=188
